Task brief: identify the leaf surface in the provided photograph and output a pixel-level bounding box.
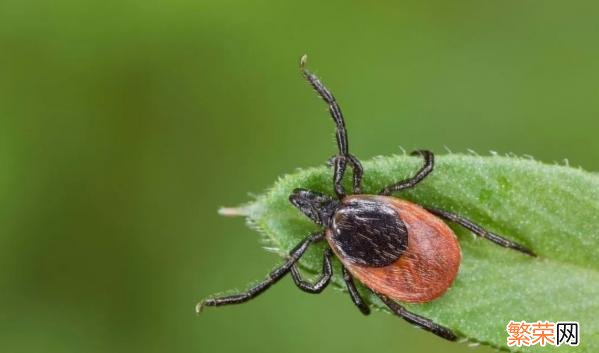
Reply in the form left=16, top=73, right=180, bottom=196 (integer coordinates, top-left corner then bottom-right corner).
left=231, top=154, right=599, bottom=352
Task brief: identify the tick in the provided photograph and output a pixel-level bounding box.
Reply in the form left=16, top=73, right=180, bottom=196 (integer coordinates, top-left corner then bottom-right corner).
left=197, top=55, right=535, bottom=341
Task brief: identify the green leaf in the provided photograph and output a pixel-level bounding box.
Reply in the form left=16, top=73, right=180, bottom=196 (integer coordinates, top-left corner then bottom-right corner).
left=225, top=154, right=599, bottom=352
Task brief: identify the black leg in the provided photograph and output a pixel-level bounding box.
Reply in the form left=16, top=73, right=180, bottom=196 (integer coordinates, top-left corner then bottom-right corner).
left=375, top=293, right=457, bottom=341
left=290, top=248, right=333, bottom=294
left=425, top=207, right=536, bottom=257
left=333, top=156, right=348, bottom=199
left=196, top=232, right=325, bottom=313
left=342, top=266, right=370, bottom=315
left=348, top=154, right=363, bottom=195
left=300, top=55, right=363, bottom=197
left=379, top=150, right=434, bottom=195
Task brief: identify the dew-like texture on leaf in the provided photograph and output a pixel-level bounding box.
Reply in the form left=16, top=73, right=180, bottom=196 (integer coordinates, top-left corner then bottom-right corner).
left=236, top=154, right=599, bottom=352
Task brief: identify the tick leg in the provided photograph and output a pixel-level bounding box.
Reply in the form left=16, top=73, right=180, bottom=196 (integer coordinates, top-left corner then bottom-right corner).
left=379, top=150, right=434, bottom=195
left=196, top=232, right=325, bottom=313
left=425, top=207, right=536, bottom=257
left=290, top=248, right=333, bottom=294
left=375, top=293, right=457, bottom=341
left=348, top=154, right=363, bottom=195
left=333, top=156, right=348, bottom=198
left=300, top=55, right=363, bottom=197
left=342, top=265, right=371, bottom=315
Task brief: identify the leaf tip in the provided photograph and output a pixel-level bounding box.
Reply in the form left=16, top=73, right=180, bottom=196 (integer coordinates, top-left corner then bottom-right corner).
left=218, top=206, right=249, bottom=217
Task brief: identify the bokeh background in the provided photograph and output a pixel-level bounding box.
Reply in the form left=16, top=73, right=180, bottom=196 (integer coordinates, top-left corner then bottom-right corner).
left=1, top=1, right=598, bottom=352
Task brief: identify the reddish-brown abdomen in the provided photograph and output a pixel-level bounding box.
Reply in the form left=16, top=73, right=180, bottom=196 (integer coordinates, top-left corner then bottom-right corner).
left=326, top=195, right=461, bottom=303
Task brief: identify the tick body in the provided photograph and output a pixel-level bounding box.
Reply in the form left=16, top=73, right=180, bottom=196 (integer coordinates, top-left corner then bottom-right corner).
left=197, top=55, right=535, bottom=342
left=328, top=195, right=461, bottom=303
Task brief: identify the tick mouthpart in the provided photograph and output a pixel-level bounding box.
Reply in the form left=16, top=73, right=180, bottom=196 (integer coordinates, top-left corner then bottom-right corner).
left=288, top=188, right=338, bottom=226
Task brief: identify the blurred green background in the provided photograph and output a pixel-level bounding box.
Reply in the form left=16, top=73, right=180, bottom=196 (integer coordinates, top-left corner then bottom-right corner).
left=1, top=1, right=598, bottom=352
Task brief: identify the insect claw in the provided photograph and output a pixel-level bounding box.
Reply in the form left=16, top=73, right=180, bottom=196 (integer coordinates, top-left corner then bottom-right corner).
left=300, top=54, right=308, bottom=69
left=195, top=301, right=206, bottom=314
left=515, top=244, right=537, bottom=257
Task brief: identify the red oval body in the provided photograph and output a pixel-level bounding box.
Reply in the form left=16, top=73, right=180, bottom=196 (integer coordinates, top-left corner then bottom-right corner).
left=326, top=195, right=461, bottom=303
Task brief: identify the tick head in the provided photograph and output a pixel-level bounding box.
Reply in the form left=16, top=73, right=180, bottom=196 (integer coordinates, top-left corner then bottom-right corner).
left=289, top=188, right=338, bottom=226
